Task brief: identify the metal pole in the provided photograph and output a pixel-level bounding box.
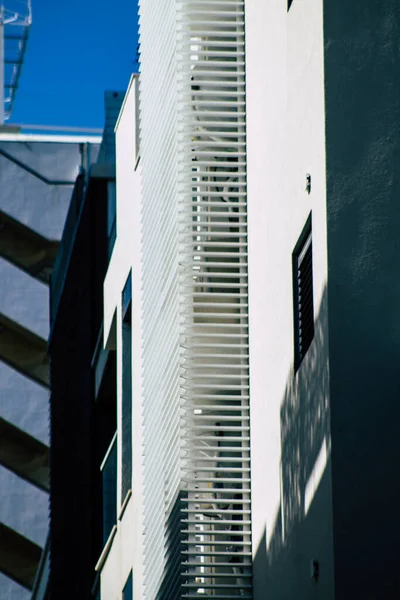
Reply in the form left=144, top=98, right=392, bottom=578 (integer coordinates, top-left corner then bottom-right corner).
left=0, top=6, right=4, bottom=125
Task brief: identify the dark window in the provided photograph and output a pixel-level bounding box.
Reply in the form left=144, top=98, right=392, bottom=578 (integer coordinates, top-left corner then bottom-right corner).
left=121, top=272, right=132, bottom=503
left=101, top=432, right=117, bottom=544
left=123, top=571, right=133, bottom=600
left=288, top=0, right=293, bottom=9
left=135, top=78, right=140, bottom=166
left=292, top=214, right=314, bottom=371
left=122, top=272, right=132, bottom=319
left=93, top=578, right=101, bottom=600
left=107, top=182, right=117, bottom=259
left=96, top=350, right=117, bottom=552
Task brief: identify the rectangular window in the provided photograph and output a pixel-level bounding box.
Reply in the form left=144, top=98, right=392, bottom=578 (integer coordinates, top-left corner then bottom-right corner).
left=123, top=571, right=133, bottom=600
left=97, top=349, right=117, bottom=549
left=121, top=272, right=132, bottom=503
left=107, top=181, right=117, bottom=259
left=292, top=214, right=314, bottom=372
left=135, top=76, right=140, bottom=167
left=100, top=431, right=117, bottom=545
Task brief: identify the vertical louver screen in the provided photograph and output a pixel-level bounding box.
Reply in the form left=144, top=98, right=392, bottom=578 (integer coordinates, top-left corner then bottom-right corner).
left=176, top=0, right=252, bottom=597
left=139, top=0, right=183, bottom=595
left=139, top=0, right=251, bottom=597
left=293, top=215, right=314, bottom=371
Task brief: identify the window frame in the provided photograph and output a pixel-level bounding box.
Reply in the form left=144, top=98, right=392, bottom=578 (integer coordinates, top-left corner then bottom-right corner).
left=292, top=213, right=314, bottom=372
left=122, top=570, right=133, bottom=600
left=121, top=271, right=133, bottom=504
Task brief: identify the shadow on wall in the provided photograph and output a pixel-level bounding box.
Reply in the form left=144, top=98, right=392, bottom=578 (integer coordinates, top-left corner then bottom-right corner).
left=154, top=490, right=187, bottom=600
left=253, top=286, right=335, bottom=600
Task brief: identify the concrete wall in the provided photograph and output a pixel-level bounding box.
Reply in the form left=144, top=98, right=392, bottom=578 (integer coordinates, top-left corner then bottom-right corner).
left=102, top=76, right=142, bottom=599
left=324, top=1, right=400, bottom=597
left=98, top=92, right=125, bottom=166
left=245, top=0, right=334, bottom=597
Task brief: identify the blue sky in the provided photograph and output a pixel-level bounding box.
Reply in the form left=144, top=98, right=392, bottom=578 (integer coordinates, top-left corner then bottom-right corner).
left=9, top=0, right=139, bottom=129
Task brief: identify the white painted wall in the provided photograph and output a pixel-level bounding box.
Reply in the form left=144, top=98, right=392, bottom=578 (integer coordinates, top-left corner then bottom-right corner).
left=101, top=75, right=143, bottom=600
left=245, top=0, right=334, bottom=597
left=102, top=1, right=337, bottom=596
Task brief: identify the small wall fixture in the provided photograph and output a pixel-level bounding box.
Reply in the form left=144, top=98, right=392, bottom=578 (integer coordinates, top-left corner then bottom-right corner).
left=306, top=174, right=311, bottom=194
left=310, top=559, right=319, bottom=582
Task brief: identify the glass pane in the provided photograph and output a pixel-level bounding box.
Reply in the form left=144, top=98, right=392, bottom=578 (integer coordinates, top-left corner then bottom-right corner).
left=123, top=571, right=133, bottom=600
left=101, top=434, right=117, bottom=544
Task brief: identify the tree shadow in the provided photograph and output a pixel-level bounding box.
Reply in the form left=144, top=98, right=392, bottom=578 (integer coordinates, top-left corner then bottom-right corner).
left=253, top=285, right=335, bottom=599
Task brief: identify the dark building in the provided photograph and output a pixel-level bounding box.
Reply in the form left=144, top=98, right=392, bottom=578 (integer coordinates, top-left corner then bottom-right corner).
left=48, top=93, right=123, bottom=600
left=0, top=134, right=100, bottom=599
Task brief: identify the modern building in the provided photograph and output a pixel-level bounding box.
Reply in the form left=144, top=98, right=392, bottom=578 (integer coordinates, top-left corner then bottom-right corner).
left=50, top=1, right=400, bottom=599
left=0, top=131, right=100, bottom=600
left=48, top=91, right=124, bottom=600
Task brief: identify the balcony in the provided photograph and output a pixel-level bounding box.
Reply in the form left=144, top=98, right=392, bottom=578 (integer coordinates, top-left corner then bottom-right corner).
left=0, top=209, right=59, bottom=284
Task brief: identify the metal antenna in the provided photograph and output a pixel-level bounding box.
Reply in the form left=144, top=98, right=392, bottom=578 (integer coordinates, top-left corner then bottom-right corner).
left=0, top=1, right=32, bottom=124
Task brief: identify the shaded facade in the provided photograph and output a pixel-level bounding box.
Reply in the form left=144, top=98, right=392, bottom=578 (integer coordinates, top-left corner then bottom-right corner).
left=48, top=92, right=123, bottom=600
left=49, top=171, right=112, bottom=599
left=0, top=135, right=99, bottom=599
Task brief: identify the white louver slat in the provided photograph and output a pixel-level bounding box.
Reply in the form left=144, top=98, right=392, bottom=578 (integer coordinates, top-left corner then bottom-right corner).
left=139, top=0, right=251, bottom=596
left=139, top=0, right=182, bottom=597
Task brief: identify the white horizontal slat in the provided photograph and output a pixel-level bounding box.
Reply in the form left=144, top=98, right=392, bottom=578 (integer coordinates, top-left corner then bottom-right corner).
left=139, top=0, right=251, bottom=596
left=139, top=0, right=183, bottom=596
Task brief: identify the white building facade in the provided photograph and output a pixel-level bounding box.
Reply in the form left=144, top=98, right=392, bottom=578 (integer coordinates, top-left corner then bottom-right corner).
left=100, top=1, right=400, bottom=599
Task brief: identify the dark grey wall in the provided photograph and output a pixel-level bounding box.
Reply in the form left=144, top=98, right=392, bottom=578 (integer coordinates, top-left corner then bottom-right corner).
left=0, top=139, right=98, bottom=600
left=324, top=2, right=400, bottom=597
left=49, top=179, right=109, bottom=600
